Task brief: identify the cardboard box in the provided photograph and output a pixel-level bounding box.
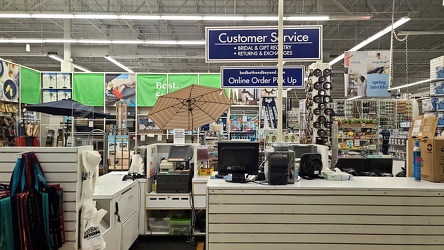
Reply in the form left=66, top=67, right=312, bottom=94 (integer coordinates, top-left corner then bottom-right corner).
left=108, top=151, right=130, bottom=170
left=412, top=115, right=444, bottom=182
left=419, top=115, right=444, bottom=182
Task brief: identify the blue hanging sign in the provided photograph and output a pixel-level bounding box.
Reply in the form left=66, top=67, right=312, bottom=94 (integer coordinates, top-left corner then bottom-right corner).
left=206, top=26, right=322, bottom=62
left=221, top=66, right=305, bottom=88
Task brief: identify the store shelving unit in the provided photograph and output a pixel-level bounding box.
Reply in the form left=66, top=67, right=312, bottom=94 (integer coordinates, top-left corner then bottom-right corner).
left=333, top=99, right=418, bottom=129
left=388, top=130, right=409, bottom=161
left=142, top=143, right=208, bottom=237
left=228, top=105, right=259, bottom=141
left=337, top=123, right=379, bottom=157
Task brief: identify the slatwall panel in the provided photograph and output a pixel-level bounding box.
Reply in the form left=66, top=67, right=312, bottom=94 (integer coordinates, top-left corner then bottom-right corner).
left=0, top=146, right=92, bottom=250
left=207, top=183, right=444, bottom=250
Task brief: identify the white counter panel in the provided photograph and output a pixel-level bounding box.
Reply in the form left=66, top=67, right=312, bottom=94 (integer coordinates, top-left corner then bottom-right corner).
left=93, top=172, right=138, bottom=199
left=206, top=177, right=444, bottom=250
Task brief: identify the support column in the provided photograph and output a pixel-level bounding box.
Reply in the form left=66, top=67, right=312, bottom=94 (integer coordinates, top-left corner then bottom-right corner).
left=277, top=0, right=283, bottom=141
left=62, top=0, right=73, bottom=72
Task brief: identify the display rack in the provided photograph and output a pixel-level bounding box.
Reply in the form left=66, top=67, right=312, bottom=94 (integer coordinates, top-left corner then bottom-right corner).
left=388, top=129, right=409, bottom=161
left=304, top=63, right=333, bottom=146
left=337, top=123, right=379, bottom=157
left=0, top=101, right=18, bottom=146
left=142, top=143, right=206, bottom=237
left=333, top=99, right=418, bottom=129
left=227, top=106, right=259, bottom=141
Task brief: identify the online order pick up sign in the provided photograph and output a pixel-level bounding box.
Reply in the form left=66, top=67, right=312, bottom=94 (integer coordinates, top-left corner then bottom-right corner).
left=206, top=26, right=322, bottom=62
left=221, top=66, right=305, bottom=88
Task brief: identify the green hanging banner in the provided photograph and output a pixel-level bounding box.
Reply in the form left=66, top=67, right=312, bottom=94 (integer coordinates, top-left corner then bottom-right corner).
left=73, top=73, right=104, bottom=106
left=167, top=74, right=198, bottom=93
left=199, top=73, right=229, bottom=95
left=20, top=67, right=41, bottom=104
left=137, top=74, right=167, bottom=106
left=199, top=74, right=221, bottom=88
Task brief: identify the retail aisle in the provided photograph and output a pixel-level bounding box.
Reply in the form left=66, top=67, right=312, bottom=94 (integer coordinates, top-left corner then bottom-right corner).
left=130, top=236, right=204, bottom=250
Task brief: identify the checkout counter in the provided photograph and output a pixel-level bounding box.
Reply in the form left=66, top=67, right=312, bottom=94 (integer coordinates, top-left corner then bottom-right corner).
left=206, top=177, right=444, bottom=250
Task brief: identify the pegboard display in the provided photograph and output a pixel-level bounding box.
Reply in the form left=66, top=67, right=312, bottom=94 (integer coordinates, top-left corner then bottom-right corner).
left=304, top=63, right=332, bottom=146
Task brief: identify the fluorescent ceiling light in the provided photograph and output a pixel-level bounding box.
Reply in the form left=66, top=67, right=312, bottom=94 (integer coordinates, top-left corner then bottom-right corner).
left=48, top=54, right=91, bottom=72
left=285, top=16, right=330, bottom=21
left=31, top=13, right=74, bottom=19
left=161, top=15, right=202, bottom=20
left=176, top=40, right=205, bottom=45
left=73, top=64, right=91, bottom=72
left=0, top=13, right=31, bottom=18
left=0, top=38, right=204, bottom=45
left=388, top=78, right=444, bottom=91
left=329, top=17, right=410, bottom=66
left=105, top=56, right=134, bottom=73
left=244, top=16, right=278, bottom=21
left=111, top=40, right=145, bottom=44
left=347, top=95, right=362, bottom=100
left=48, top=54, right=64, bottom=63
left=203, top=15, right=245, bottom=21
left=74, top=14, right=118, bottom=19
left=0, top=12, right=371, bottom=21
left=118, top=15, right=160, bottom=20
left=45, top=39, right=76, bottom=43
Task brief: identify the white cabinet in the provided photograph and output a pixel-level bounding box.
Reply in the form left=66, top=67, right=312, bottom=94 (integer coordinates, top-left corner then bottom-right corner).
left=93, top=172, right=140, bottom=250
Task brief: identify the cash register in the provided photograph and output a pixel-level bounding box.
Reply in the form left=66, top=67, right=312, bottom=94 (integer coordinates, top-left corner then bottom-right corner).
left=156, top=145, right=194, bottom=193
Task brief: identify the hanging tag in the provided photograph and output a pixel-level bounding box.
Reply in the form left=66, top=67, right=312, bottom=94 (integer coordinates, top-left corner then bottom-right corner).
left=140, top=134, right=146, bottom=141
left=89, top=121, right=93, bottom=127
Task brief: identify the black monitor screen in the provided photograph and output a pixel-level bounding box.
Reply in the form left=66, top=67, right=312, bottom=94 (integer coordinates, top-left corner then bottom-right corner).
left=168, top=145, right=193, bottom=162
left=365, top=158, right=393, bottom=174
left=290, top=145, right=316, bottom=158
left=218, top=141, right=259, bottom=176
left=335, top=158, right=366, bottom=175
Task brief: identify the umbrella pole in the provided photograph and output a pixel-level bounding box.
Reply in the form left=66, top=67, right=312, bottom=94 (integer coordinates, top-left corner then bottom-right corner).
left=191, top=110, right=194, bottom=143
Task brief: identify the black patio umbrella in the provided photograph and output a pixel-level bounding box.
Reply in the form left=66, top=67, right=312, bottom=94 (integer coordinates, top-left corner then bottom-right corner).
left=25, top=99, right=109, bottom=118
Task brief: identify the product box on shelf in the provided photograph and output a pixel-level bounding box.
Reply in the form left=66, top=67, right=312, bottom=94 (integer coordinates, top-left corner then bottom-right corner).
left=422, top=99, right=433, bottom=112
left=411, top=115, right=444, bottom=182
left=431, top=79, right=444, bottom=95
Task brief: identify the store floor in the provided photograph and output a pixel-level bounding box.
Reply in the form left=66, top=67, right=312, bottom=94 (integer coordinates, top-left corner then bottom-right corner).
left=130, top=236, right=205, bottom=250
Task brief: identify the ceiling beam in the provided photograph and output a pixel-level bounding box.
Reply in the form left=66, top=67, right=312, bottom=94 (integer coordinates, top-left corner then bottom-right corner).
left=330, top=0, right=352, bottom=14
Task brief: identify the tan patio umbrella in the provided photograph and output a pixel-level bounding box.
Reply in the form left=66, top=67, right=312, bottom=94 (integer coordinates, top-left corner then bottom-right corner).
left=148, top=84, right=230, bottom=142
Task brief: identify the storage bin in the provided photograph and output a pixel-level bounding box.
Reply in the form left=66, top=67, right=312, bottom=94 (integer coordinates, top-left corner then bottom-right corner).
left=169, top=216, right=191, bottom=235
left=148, top=217, right=170, bottom=233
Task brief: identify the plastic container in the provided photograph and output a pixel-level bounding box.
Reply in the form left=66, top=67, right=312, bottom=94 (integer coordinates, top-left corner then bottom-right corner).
left=148, top=217, right=170, bottom=232
left=169, top=216, right=191, bottom=235
left=413, top=140, right=421, bottom=181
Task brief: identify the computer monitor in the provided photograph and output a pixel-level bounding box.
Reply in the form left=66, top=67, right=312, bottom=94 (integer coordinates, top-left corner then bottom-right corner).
left=365, top=158, right=393, bottom=175
left=217, top=141, right=259, bottom=183
left=289, top=144, right=317, bottom=159
left=335, top=158, right=366, bottom=175
left=168, top=145, right=193, bottom=170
